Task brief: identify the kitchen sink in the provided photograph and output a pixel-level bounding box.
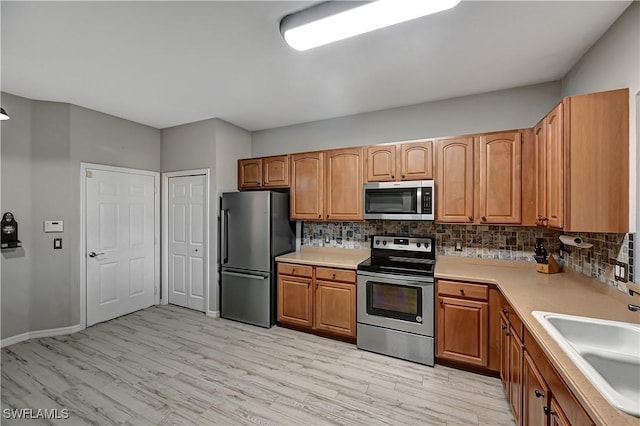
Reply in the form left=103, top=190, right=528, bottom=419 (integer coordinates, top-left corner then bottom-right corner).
left=532, top=311, right=640, bottom=417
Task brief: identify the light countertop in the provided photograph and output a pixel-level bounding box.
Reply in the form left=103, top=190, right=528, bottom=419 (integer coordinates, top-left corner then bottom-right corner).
left=276, top=246, right=370, bottom=270
left=436, top=256, right=639, bottom=426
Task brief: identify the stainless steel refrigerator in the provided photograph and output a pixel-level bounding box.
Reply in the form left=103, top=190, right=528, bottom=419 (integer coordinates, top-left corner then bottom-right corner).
left=220, top=191, right=295, bottom=328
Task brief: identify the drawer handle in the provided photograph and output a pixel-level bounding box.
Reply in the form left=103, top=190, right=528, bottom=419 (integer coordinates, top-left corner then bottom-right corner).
left=292, top=268, right=296, bottom=273
left=332, top=273, right=336, bottom=279
left=459, top=289, right=465, bottom=295
left=535, top=390, right=544, bottom=398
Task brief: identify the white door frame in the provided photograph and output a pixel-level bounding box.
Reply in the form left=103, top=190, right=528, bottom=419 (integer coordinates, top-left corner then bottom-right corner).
left=162, top=169, right=210, bottom=314
left=80, top=162, right=160, bottom=330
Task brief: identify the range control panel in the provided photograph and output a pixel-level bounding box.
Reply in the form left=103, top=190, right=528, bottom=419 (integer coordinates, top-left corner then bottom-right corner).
left=371, top=236, right=433, bottom=252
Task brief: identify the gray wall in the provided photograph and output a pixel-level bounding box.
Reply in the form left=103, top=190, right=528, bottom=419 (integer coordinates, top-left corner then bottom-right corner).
left=561, top=1, right=639, bottom=232
left=1, top=93, right=161, bottom=339
left=1, top=93, right=33, bottom=339
left=161, top=118, right=251, bottom=313
left=251, top=82, right=562, bottom=156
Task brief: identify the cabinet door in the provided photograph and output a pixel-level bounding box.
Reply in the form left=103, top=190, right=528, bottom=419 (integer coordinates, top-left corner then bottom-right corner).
left=238, top=158, right=262, bottom=189
left=533, top=120, right=547, bottom=226
left=436, top=296, right=488, bottom=367
left=523, top=351, right=549, bottom=426
left=546, top=103, right=564, bottom=229
left=500, top=313, right=510, bottom=392
left=325, top=147, right=364, bottom=221
left=263, top=155, right=289, bottom=188
left=549, top=397, right=570, bottom=426
left=436, top=137, right=474, bottom=223
left=400, top=141, right=433, bottom=180
left=277, top=274, right=313, bottom=328
left=290, top=152, right=324, bottom=220
left=477, top=132, right=522, bottom=224
left=509, top=326, right=524, bottom=425
left=314, top=280, right=356, bottom=338
left=366, top=145, right=397, bottom=182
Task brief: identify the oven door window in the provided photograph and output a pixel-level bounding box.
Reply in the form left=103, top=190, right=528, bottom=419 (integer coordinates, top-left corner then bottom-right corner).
left=366, top=280, right=423, bottom=323
left=365, top=188, right=417, bottom=214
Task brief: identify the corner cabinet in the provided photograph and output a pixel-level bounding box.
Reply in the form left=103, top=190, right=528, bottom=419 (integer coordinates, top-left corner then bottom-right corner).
left=535, top=88, right=629, bottom=232
left=277, top=263, right=356, bottom=340
left=238, top=155, right=290, bottom=189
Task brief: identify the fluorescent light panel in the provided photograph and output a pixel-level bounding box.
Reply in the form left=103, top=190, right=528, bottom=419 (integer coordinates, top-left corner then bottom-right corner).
left=282, top=0, right=462, bottom=51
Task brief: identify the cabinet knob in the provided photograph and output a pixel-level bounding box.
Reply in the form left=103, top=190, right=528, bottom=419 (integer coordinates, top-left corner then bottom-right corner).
left=401, top=174, right=405, bottom=179
left=391, top=175, right=395, bottom=179
left=505, top=331, right=511, bottom=337
left=460, top=289, right=465, bottom=295
left=292, top=268, right=296, bottom=273
left=543, top=407, right=554, bottom=416
left=534, top=390, right=544, bottom=398
left=326, top=214, right=329, bottom=219
left=318, top=214, right=321, bottom=219
left=332, top=274, right=336, bottom=279
left=501, top=325, right=507, bottom=331
left=468, top=216, right=473, bottom=221
left=502, top=309, right=508, bottom=315
left=439, top=300, right=444, bottom=305
left=481, top=216, right=487, bottom=222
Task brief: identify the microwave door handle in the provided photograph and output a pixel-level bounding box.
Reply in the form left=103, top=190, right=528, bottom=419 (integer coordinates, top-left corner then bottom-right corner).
left=417, top=187, right=423, bottom=214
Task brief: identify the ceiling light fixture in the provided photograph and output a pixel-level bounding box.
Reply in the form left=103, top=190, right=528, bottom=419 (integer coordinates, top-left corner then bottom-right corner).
left=280, top=0, right=462, bottom=51
left=0, top=108, right=9, bottom=120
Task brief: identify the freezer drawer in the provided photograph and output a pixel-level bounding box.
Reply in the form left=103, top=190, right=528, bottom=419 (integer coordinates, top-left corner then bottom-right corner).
left=221, top=269, right=273, bottom=328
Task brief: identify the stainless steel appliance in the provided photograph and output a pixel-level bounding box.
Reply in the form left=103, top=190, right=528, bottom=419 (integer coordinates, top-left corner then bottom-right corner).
left=363, top=180, right=435, bottom=220
left=220, top=191, right=295, bottom=328
left=357, top=235, right=435, bottom=366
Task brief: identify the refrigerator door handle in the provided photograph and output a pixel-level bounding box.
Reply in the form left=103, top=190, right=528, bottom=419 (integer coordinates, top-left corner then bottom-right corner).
left=221, top=270, right=269, bottom=280
left=221, top=209, right=228, bottom=264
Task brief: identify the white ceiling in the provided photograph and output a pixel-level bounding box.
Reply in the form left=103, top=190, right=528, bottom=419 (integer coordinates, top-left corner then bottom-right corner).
left=1, top=1, right=632, bottom=131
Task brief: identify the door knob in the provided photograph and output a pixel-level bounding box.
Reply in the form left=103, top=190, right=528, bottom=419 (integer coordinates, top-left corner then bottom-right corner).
left=89, top=252, right=104, bottom=258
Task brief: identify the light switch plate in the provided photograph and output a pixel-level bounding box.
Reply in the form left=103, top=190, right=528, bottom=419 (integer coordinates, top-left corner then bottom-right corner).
left=53, top=238, right=62, bottom=249
left=44, top=220, right=64, bottom=233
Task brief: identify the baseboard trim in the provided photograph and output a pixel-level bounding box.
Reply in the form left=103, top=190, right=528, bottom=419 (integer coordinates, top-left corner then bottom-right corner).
left=1, top=324, right=83, bottom=348
left=206, top=310, right=220, bottom=318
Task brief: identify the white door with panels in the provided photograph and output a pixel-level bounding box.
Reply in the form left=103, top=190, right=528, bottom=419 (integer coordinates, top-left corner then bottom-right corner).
left=168, top=175, right=206, bottom=312
left=86, top=169, right=156, bottom=326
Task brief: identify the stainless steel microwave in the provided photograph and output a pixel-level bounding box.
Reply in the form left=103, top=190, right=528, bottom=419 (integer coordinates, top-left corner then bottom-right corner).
left=363, top=180, right=435, bottom=220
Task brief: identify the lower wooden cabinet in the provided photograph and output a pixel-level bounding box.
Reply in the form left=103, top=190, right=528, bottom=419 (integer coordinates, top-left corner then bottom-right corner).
left=509, top=329, right=524, bottom=425
left=437, top=296, right=488, bottom=366
left=314, top=280, right=356, bottom=337
left=499, top=312, right=511, bottom=391
left=523, top=351, right=550, bottom=426
left=277, top=263, right=356, bottom=340
left=277, top=275, right=313, bottom=328
left=549, top=396, right=571, bottom=426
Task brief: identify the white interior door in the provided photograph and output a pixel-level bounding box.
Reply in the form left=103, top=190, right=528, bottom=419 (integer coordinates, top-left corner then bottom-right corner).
left=168, top=175, right=206, bottom=312
left=86, top=169, right=156, bottom=326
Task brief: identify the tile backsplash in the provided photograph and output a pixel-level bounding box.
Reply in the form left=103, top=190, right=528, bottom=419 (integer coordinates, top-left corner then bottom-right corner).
left=301, top=221, right=632, bottom=292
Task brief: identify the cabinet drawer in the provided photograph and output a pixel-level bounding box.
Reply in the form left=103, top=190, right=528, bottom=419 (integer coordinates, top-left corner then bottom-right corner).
left=278, top=263, right=313, bottom=278
left=501, top=301, right=524, bottom=341
left=316, top=267, right=355, bottom=283
left=438, top=280, right=488, bottom=300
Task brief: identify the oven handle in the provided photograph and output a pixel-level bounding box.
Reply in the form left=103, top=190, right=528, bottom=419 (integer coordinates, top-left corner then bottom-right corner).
left=357, top=270, right=434, bottom=284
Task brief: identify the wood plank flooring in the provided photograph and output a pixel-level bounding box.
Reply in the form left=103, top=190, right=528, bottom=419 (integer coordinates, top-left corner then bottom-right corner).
left=1, top=305, right=515, bottom=425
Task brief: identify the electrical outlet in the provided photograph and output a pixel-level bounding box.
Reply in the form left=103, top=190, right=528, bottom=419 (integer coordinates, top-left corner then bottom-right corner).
left=455, top=241, right=463, bottom=251
left=324, top=235, right=330, bottom=244
left=612, top=259, right=628, bottom=283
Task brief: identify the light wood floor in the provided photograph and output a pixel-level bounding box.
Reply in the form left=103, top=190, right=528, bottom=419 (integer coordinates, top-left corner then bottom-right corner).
left=1, top=305, right=515, bottom=425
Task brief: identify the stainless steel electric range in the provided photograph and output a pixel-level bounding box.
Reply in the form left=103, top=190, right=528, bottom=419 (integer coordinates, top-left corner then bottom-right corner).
left=356, top=235, right=435, bottom=366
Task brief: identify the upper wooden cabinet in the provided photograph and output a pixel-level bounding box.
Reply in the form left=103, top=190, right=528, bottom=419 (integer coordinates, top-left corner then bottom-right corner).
left=436, top=131, right=523, bottom=225
left=535, top=89, right=629, bottom=232
left=365, top=140, right=433, bottom=182
left=238, top=155, right=290, bottom=189
left=436, top=136, right=475, bottom=223
left=237, top=158, right=262, bottom=189
left=290, top=152, right=324, bottom=220
left=325, top=147, right=364, bottom=221
left=477, top=132, right=522, bottom=224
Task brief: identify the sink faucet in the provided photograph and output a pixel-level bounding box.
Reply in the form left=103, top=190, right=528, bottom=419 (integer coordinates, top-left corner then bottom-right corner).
left=629, top=304, right=640, bottom=312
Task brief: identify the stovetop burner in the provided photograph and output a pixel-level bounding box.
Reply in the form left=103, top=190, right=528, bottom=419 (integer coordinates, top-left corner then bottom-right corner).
left=357, top=235, right=435, bottom=277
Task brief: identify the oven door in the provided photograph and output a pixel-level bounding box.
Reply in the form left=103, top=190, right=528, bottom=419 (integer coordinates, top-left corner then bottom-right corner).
left=357, top=270, right=434, bottom=336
